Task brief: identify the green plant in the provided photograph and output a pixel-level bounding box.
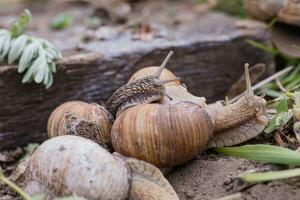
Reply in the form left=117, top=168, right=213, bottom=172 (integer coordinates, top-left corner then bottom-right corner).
left=0, top=167, right=32, bottom=200
left=246, top=40, right=300, bottom=99
left=216, top=144, right=300, bottom=183
left=264, top=96, right=293, bottom=133
left=0, top=9, right=62, bottom=88
left=50, top=13, right=73, bottom=30
left=214, top=0, right=247, bottom=18
left=241, top=168, right=300, bottom=183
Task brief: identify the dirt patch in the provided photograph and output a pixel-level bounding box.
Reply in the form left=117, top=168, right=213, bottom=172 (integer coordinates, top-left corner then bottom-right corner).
left=167, top=152, right=300, bottom=200
left=1, top=147, right=300, bottom=199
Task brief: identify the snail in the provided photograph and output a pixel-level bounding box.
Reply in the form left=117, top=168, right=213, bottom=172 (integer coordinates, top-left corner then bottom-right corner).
left=128, top=66, right=206, bottom=106
left=22, top=135, right=179, bottom=200
left=244, top=0, right=300, bottom=58
left=110, top=61, right=268, bottom=167
left=106, top=51, right=181, bottom=118
left=47, top=101, right=113, bottom=146
left=244, top=0, right=300, bottom=26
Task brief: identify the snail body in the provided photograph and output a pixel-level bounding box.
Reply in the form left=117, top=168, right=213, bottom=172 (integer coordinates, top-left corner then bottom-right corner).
left=47, top=101, right=113, bottom=146
left=106, top=76, right=167, bottom=118
left=23, top=135, right=179, bottom=200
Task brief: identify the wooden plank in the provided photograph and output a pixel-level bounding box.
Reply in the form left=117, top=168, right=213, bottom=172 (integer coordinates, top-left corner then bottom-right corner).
left=0, top=12, right=274, bottom=150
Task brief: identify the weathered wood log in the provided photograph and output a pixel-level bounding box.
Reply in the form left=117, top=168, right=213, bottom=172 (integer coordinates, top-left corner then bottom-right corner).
left=0, top=12, right=274, bottom=150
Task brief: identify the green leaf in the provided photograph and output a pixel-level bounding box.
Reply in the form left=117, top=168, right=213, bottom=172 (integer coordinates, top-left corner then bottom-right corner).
left=0, top=11, right=61, bottom=88
left=18, top=42, right=39, bottom=73
left=267, top=17, right=278, bottom=28
left=0, top=30, right=9, bottom=51
left=215, top=144, right=300, bottom=165
left=295, top=91, right=300, bottom=107
left=275, top=98, right=289, bottom=113
left=264, top=116, right=277, bottom=133
left=282, top=65, right=300, bottom=85
left=0, top=169, right=32, bottom=200
left=8, top=35, right=29, bottom=64
left=45, top=72, right=53, bottom=89
left=45, top=45, right=61, bottom=60
left=49, top=62, right=56, bottom=73
left=22, top=56, right=41, bottom=83
left=263, top=88, right=282, bottom=98
left=10, top=9, right=31, bottom=38
left=213, top=0, right=246, bottom=18
left=50, top=13, right=73, bottom=30
left=0, top=33, right=11, bottom=61
left=34, top=59, right=47, bottom=83
left=43, top=64, right=50, bottom=85
left=277, top=111, right=293, bottom=127
left=0, top=29, right=8, bottom=36
left=241, top=168, right=300, bottom=183
left=246, top=39, right=279, bottom=55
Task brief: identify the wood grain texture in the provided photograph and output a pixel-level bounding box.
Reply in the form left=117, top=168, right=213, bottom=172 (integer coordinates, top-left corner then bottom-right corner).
left=0, top=12, right=274, bottom=150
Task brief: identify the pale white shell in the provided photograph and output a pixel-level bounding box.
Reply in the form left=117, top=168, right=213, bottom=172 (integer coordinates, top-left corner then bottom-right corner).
left=24, top=135, right=130, bottom=200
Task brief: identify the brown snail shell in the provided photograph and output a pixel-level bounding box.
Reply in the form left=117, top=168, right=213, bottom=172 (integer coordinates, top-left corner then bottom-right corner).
left=277, top=0, right=300, bottom=27
left=23, top=135, right=179, bottom=200
left=271, top=23, right=300, bottom=59
left=245, top=0, right=300, bottom=27
left=245, top=0, right=300, bottom=58
left=244, top=0, right=284, bottom=22
left=128, top=66, right=181, bottom=87
left=111, top=102, right=213, bottom=167
left=128, top=66, right=206, bottom=106
left=24, top=135, right=130, bottom=200
left=47, top=101, right=113, bottom=145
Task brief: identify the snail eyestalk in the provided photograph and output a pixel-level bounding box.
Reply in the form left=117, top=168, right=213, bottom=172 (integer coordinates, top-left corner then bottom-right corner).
left=244, top=63, right=254, bottom=96
left=154, top=51, right=174, bottom=78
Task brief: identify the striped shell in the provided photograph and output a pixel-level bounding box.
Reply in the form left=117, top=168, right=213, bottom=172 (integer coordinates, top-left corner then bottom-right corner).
left=111, top=102, right=213, bottom=167
left=128, top=66, right=181, bottom=87
left=24, top=135, right=130, bottom=200
left=47, top=101, right=113, bottom=145
left=245, top=0, right=300, bottom=27
left=128, top=66, right=206, bottom=106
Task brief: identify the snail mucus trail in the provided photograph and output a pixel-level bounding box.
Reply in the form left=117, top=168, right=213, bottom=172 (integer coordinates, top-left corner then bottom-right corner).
left=106, top=51, right=180, bottom=118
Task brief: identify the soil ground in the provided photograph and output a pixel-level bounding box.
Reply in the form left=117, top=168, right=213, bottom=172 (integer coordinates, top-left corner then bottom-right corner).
left=1, top=146, right=300, bottom=200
